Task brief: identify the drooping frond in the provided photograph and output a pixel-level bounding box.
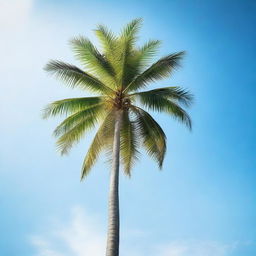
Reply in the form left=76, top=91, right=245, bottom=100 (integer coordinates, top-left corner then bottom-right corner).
left=133, top=91, right=192, bottom=129
left=70, top=37, right=116, bottom=87
left=125, top=51, right=185, bottom=92
left=131, top=106, right=166, bottom=168
left=81, top=111, right=115, bottom=179
left=120, top=110, right=139, bottom=176
left=131, top=86, right=193, bottom=107
left=55, top=104, right=106, bottom=155
left=44, top=60, right=114, bottom=95
left=42, top=96, right=105, bottom=119
left=56, top=120, right=92, bottom=156
left=53, top=103, right=105, bottom=137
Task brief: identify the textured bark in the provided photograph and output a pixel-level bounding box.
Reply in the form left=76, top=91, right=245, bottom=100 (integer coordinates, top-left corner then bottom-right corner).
left=106, top=110, right=122, bottom=256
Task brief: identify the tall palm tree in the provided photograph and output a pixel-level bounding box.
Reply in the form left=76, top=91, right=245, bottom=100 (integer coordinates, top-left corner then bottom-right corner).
left=43, top=18, right=193, bottom=256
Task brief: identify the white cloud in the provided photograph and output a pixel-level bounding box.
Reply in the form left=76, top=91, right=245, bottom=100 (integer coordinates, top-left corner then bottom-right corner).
left=30, top=206, right=105, bottom=256
left=56, top=207, right=105, bottom=256
left=30, top=237, right=64, bottom=256
left=30, top=206, right=250, bottom=256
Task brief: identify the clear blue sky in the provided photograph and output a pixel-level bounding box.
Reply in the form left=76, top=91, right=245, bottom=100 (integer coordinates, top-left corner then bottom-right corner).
left=0, top=0, right=255, bottom=255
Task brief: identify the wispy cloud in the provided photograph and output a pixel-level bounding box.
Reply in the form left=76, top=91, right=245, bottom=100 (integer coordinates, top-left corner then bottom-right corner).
left=31, top=207, right=105, bottom=256
left=30, top=237, right=64, bottom=256
left=30, top=206, right=251, bottom=256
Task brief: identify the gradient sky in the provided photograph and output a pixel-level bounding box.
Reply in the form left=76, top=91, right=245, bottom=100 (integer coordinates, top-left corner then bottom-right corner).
left=0, top=0, right=256, bottom=255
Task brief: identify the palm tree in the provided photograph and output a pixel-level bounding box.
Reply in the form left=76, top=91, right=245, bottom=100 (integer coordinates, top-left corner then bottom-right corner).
left=43, top=18, right=193, bottom=256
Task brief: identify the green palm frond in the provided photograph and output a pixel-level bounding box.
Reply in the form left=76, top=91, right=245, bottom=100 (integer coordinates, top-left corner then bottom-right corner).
left=44, top=60, right=114, bottom=94
left=81, top=111, right=115, bottom=179
left=131, top=106, right=166, bottom=168
left=56, top=118, right=93, bottom=155
left=42, top=96, right=105, bottom=119
left=119, top=40, right=161, bottom=87
left=131, top=86, right=193, bottom=107
left=70, top=36, right=116, bottom=87
left=120, top=110, right=139, bottom=176
left=119, top=18, right=142, bottom=42
left=133, top=91, right=192, bottom=129
left=53, top=103, right=105, bottom=137
left=125, top=51, right=185, bottom=92
left=116, top=18, right=143, bottom=88
left=134, top=39, right=161, bottom=68
left=94, top=24, right=117, bottom=55
left=55, top=103, right=108, bottom=155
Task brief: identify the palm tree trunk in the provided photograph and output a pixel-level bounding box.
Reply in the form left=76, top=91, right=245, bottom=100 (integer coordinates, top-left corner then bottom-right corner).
left=106, top=110, right=122, bottom=256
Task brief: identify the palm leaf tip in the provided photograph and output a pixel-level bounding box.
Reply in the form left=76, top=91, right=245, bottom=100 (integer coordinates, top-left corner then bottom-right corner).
left=43, top=60, right=53, bottom=72
left=139, top=39, right=162, bottom=58
left=94, top=24, right=116, bottom=43
left=121, top=18, right=143, bottom=38
left=160, top=51, right=186, bottom=70
left=44, top=60, right=65, bottom=73
left=174, top=87, right=194, bottom=107
left=80, top=164, right=89, bottom=181
left=80, top=153, right=98, bottom=180
left=41, top=102, right=60, bottom=120
left=41, top=106, right=50, bottom=119
left=168, top=103, right=192, bottom=130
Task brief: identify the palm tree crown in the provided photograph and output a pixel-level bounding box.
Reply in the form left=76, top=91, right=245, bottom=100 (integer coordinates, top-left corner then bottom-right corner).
left=43, top=18, right=193, bottom=179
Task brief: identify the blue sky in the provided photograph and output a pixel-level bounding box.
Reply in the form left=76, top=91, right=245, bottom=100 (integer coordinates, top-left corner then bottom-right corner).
left=0, top=0, right=255, bottom=255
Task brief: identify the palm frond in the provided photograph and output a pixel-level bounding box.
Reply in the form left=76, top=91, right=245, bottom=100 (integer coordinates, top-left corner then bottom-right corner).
left=116, top=18, right=143, bottom=88
left=134, top=39, right=161, bottom=68
left=134, top=93, right=192, bottom=129
left=94, top=25, right=119, bottom=76
left=131, top=106, right=166, bottom=168
left=53, top=103, right=105, bottom=137
left=125, top=51, right=185, bottom=92
left=42, top=96, right=105, bottom=119
left=94, top=25, right=117, bottom=54
left=131, top=86, right=193, bottom=107
left=119, top=40, right=161, bottom=88
left=55, top=103, right=106, bottom=156
left=70, top=37, right=116, bottom=87
left=120, top=110, right=139, bottom=176
left=81, top=111, right=115, bottom=179
left=44, top=60, right=114, bottom=95
left=119, top=18, right=142, bottom=42
left=56, top=118, right=94, bottom=155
